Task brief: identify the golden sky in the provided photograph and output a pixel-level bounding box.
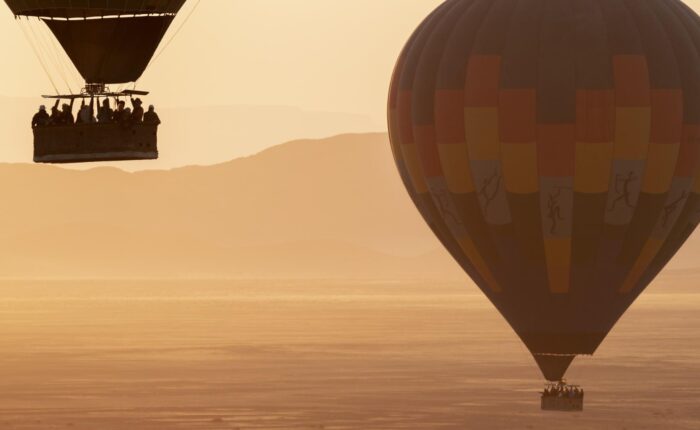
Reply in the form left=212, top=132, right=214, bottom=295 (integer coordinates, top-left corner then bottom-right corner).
left=0, top=0, right=443, bottom=124
left=4, top=0, right=700, bottom=167
left=5, top=0, right=700, bottom=123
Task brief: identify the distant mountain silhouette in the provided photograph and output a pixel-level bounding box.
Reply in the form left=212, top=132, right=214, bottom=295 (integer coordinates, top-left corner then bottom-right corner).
left=0, top=132, right=696, bottom=282
left=0, top=133, right=464, bottom=280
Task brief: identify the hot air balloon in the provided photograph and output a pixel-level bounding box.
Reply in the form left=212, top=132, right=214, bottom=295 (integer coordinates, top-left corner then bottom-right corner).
left=5, top=0, right=188, bottom=163
left=388, top=0, right=700, bottom=410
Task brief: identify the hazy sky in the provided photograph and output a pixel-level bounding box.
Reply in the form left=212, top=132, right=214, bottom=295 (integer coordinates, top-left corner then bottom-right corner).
left=5, top=0, right=700, bottom=122
left=0, top=0, right=443, bottom=124
left=4, top=0, right=700, bottom=167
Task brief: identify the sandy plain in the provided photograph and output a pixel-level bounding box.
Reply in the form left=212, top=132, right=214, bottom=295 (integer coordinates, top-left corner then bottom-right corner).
left=0, top=274, right=698, bottom=429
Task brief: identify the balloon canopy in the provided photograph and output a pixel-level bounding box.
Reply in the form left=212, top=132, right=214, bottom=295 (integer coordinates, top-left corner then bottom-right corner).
left=388, top=0, right=700, bottom=381
left=5, top=0, right=187, bottom=84
left=4, top=0, right=185, bottom=18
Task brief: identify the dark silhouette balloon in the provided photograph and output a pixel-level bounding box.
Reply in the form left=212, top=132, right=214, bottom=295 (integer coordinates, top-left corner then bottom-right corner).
left=388, top=0, right=700, bottom=381
left=4, top=0, right=186, bottom=84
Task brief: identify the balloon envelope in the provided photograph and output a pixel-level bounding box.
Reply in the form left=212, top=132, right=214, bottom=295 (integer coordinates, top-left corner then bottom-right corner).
left=5, top=0, right=187, bottom=84
left=388, top=0, right=700, bottom=381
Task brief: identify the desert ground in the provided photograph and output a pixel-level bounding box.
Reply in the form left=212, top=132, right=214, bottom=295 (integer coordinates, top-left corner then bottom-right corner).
left=0, top=273, right=698, bottom=429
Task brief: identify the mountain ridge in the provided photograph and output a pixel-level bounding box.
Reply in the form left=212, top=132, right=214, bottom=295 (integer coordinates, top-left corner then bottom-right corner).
left=0, top=132, right=697, bottom=284
left=0, top=132, right=464, bottom=280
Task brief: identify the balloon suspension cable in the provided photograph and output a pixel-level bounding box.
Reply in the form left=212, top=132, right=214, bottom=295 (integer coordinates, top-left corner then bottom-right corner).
left=17, top=17, right=59, bottom=94
left=137, top=0, right=202, bottom=86
left=43, top=21, right=82, bottom=93
left=28, top=18, right=74, bottom=94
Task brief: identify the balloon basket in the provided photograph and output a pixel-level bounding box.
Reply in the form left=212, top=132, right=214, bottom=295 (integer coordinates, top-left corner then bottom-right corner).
left=33, top=123, right=159, bottom=164
left=540, top=382, right=584, bottom=412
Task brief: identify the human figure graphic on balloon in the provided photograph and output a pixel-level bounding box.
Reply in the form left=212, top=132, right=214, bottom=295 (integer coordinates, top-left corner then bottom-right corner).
left=609, top=171, right=638, bottom=213
left=547, top=189, right=565, bottom=235
left=478, top=168, right=503, bottom=215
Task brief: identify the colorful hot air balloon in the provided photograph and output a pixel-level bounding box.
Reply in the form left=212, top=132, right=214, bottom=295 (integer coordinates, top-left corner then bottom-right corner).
left=388, top=0, right=700, bottom=392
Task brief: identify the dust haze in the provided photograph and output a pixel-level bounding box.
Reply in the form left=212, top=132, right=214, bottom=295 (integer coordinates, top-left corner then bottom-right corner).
left=0, top=134, right=699, bottom=429
left=1, top=278, right=699, bottom=429
left=1, top=1, right=700, bottom=429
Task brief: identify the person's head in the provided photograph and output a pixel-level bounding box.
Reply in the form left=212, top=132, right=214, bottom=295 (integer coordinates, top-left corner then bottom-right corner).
left=117, top=100, right=125, bottom=110
left=61, top=103, right=70, bottom=112
left=39, top=105, right=46, bottom=112
left=148, top=104, right=155, bottom=112
left=125, top=107, right=132, bottom=114
left=102, top=99, right=110, bottom=107
left=134, top=98, right=142, bottom=106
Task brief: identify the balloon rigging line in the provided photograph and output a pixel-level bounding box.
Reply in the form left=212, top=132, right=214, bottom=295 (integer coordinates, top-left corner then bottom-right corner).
left=31, top=19, right=74, bottom=94
left=153, top=0, right=202, bottom=62
left=17, top=19, right=58, bottom=94
left=26, top=20, right=68, bottom=94
left=140, top=0, right=202, bottom=82
left=42, top=21, right=81, bottom=92
left=24, top=21, right=57, bottom=90
left=31, top=19, right=75, bottom=95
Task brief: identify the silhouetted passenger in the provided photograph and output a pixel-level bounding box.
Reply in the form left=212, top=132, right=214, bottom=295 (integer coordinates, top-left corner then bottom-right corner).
left=112, top=100, right=126, bottom=122
left=75, top=100, right=90, bottom=124
left=130, top=97, right=144, bottom=123
left=77, top=98, right=96, bottom=124
left=97, top=98, right=113, bottom=123
left=77, top=105, right=94, bottom=124
left=31, top=105, right=49, bottom=128
left=143, top=105, right=161, bottom=125
left=59, top=100, right=75, bottom=125
left=49, top=100, right=61, bottom=125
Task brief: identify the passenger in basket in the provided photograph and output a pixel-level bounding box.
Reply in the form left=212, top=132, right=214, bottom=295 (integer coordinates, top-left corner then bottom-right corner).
left=59, top=100, right=75, bottom=125
left=130, top=97, right=144, bottom=123
left=31, top=105, right=50, bottom=128
left=143, top=105, right=161, bottom=125
left=97, top=98, right=113, bottom=123
left=112, top=100, right=126, bottom=122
